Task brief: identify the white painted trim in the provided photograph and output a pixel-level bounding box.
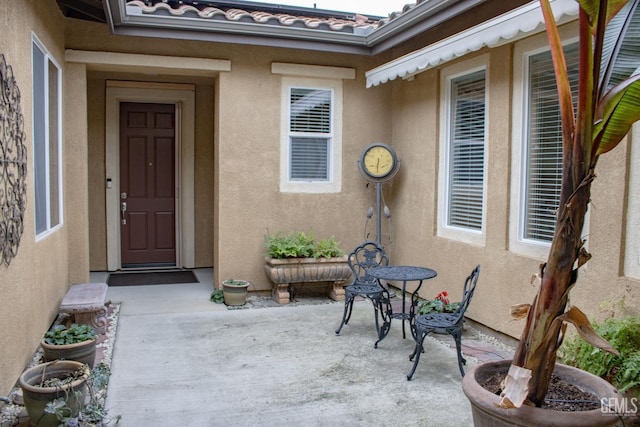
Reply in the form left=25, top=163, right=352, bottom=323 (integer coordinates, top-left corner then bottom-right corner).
left=66, top=50, right=230, bottom=76
left=624, top=123, right=640, bottom=279
left=365, top=0, right=578, bottom=88
left=279, top=77, right=343, bottom=193
left=105, top=85, right=195, bottom=270
left=32, top=34, right=64, bottom=240
left=437, top=55, right=488, bottom=246
left=271, top=63, right=355, bottom=80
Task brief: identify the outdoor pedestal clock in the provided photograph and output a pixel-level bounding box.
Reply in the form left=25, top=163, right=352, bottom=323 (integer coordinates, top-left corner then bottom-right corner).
left=358, top=143, right=400, bottom=245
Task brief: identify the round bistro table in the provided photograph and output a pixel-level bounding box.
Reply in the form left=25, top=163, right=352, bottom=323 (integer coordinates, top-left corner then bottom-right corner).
left=367, top=266, right=437, bottom=339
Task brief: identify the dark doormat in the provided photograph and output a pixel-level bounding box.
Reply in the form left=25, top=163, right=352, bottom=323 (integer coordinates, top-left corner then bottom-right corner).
left=107, top=270, right=199, bottom=286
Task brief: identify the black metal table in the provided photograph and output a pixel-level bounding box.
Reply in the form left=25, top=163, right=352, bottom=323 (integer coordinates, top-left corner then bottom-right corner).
left=368, top=266, right=437, bottom=339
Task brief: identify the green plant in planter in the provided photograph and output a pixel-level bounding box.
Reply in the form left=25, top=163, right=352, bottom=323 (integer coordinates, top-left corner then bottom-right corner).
left=42, top=323, right=98, bottom=368
left=263, top=231, right=344, bottom=259
left=19, top=360, right=90, bottom=427
left=313, top=235, right=345, bottom=259
left=503, top=0, right=640, bottom=408
left=222, top=279, right=250, bottom=286
left=221, top=279, right=251, bottom=306
left=418, top=291, right=461, bottom=315
left=560, top=316, right=640, bottom=398
left=264, top=231, right=315, bottom=258
left=44, top=324, right=97, bottom=345
left=43, top=362, right=118, bottom=426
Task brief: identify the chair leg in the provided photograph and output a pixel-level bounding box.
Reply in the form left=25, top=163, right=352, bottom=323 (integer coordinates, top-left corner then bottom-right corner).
left=335, top=295, right=355, bottom=335
left=372, top=299, right=382, bottom=347
left=451, top=328, right=466, bottom=377
left=407, top=330, right=426, bottom=380
left=374, top=295, right=392, bottom=348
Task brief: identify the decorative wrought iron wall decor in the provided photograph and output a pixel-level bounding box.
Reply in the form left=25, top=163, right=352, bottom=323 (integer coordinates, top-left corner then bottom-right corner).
left=0, top=53, right=27, bottom=266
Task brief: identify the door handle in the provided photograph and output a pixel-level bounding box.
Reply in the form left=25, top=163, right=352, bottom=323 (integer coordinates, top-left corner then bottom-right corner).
left=121, top=201, right=127, bottom=225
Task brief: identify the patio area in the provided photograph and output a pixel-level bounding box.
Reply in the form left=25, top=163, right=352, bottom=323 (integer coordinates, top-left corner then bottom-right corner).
left=93, top=268, right=514, bottom=426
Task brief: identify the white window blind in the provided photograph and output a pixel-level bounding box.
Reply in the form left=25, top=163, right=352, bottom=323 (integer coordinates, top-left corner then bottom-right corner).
left=447, top=70, right=486, bottom=230
left=524, top=43, right=579, bottom=242
left=288, top=88, right=332, bottom=181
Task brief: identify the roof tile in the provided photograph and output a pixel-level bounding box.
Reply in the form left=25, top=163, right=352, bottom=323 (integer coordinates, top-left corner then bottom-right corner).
left=126, top=0, right=387, bottom=34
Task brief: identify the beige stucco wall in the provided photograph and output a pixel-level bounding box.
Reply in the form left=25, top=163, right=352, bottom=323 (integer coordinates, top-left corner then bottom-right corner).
left=64, top=18, right=391, bottom=285
left=214, top=54, right=392, bottom=292
left=386, top=37, right=640, bottom=340
left=66, top=5, right=639, bottom=343
left=1, top=0, right=639, bottom=398
left=0, top=0, right=90, bottom=395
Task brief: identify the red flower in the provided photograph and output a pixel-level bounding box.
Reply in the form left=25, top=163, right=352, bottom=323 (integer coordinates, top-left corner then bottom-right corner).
left=435, top=291, right=450, bottom=305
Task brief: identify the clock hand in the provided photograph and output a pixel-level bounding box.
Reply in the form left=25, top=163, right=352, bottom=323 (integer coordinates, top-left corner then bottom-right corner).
left=376, top=158, right=380, bottom=172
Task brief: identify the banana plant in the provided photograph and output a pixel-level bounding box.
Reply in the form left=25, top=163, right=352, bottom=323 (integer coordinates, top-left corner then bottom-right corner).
left=501, top=0, right=640, bottom=408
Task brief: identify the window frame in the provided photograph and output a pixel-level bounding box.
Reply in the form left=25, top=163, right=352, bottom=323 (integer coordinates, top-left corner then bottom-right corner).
left=509, top=25, right=583, bottom=259
left=280, top=77, right=343, bottom=193
left=624, top=122, right=640, bottom=279
left=32, top=34, right=63, bottom=239
left=437, top=55, right=489, bottom=245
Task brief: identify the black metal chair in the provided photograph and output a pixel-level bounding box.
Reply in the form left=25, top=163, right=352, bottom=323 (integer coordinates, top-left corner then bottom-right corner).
left=406, top=265, right=480, bottom=380
left=335, top=241, right=392, bottom=348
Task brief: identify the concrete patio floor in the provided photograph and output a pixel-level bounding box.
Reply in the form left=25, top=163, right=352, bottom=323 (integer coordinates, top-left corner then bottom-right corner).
left=95, top=268, right=514, bottom=427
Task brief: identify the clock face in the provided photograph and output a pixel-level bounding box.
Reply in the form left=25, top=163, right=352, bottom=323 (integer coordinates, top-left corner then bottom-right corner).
left=361, top=144, right=397, bottom=179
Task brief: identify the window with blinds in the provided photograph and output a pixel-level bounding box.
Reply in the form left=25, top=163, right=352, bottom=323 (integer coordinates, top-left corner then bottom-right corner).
left=447, top=70, right=486, bottom=230
left=524, top=43, right=579, bottom=242
left=289, top=88, right=332, bottom=181
left=32, top=37, right=62, bottom=236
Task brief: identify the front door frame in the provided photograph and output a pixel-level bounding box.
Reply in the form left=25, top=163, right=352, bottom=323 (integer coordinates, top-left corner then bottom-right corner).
left=105, top=81, right=195, bottom=271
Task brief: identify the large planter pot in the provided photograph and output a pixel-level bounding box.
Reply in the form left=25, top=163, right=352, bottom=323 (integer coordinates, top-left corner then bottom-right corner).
left=19, top=360, right=90, bottom=427
left=462, top=359, right=624, bottom=427
left=264, top=256, right=352, bottom=304
left=222, top=280, right=251, bottom=306
left=41, top=338, right=97, bottom=368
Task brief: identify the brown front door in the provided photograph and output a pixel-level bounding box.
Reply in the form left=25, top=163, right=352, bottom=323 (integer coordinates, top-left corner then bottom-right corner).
left=119, top=102, right=176, bottom=267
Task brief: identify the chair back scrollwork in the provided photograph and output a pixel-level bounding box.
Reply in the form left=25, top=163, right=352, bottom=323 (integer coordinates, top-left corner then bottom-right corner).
left=451, top=265, right=481, bottom=322
left=347, top=241, right=389, bottom=286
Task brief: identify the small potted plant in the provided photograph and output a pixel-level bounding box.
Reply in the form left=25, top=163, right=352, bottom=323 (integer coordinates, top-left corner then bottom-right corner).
left=221, top=279, right=251, bottom=306
left=417, top=291, right=461, bottom=314
left=263, top=231, right=351, bottom=304
left=41, top=323, right=98, bottom=368
left=18, top=360, right=90, bottom=427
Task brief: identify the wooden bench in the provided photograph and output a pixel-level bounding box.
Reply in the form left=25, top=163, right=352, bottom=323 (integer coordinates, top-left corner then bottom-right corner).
left=59, top=283, right=109, bottom=334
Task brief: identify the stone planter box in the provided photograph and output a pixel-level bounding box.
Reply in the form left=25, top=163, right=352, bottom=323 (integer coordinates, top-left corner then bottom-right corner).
left=264, top=256, right=352, bottom=304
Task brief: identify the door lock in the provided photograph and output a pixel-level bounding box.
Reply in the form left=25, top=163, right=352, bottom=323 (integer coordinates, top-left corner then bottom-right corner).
left=121, top=201, right=127, bottom=225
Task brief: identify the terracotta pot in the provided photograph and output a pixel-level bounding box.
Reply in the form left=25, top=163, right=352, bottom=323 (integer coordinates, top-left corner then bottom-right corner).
left=19, top=360, right=90, bottom=427
left=41, top=338, right=97, bottom=368
left=222, top=280, right=250, bottom=306
left=462, top=359, right=624, bottom=427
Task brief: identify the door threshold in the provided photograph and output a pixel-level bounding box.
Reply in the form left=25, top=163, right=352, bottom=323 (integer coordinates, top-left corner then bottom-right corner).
left=120, top=263, right=178, bottom=271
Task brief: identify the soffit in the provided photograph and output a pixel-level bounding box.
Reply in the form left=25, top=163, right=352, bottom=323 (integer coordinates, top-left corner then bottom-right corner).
left=365, top=0, right=579, bottom=87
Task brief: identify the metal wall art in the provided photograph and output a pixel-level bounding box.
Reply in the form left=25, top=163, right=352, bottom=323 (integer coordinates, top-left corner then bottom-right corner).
left=0, top=53, right=27, bottom=266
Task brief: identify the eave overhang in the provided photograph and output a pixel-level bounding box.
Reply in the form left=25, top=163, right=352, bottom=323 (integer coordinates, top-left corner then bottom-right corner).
left=103, top=0, right=489, bottom=55
left=366, top=0, right=579, bottom=87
